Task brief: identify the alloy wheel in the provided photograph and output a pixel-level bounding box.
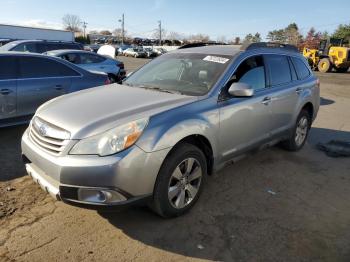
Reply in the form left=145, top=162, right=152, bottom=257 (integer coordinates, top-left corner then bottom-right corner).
left=295, top=116, right=308, bottom=146
left=168, top=158, right=202, bottom=209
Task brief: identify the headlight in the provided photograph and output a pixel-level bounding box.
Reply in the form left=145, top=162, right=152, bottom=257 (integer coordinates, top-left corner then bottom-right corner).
left=69, top=118, right=148, bottom=156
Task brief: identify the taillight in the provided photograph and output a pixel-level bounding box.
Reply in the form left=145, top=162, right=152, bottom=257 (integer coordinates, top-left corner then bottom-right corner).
left=118, top=63, right=124, bottom=70
left=105, top=78, right=111, bottom=85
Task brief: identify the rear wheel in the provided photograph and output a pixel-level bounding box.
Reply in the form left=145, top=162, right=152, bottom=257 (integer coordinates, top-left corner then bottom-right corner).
left=335, top=67, right=349, bottom=73
left=281, top=110, right=311, bottom=151
left=151, top=143, right=207, bottom=218
left=318, top=58, right=332, bottom=73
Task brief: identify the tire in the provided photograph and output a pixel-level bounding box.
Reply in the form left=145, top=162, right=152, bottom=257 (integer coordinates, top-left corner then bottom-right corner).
left=318, top=58, right=332, bottom=73
left=108, top=74, right=117, bottom=83
left=335, top=67, right=349, bottom=73
left=151, top=143, right=207, bottom=218
left=281, top=110, right=311, bottom=151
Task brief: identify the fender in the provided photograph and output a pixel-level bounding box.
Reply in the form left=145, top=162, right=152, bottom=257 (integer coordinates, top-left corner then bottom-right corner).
left=136, top=104, right=220, bottom=159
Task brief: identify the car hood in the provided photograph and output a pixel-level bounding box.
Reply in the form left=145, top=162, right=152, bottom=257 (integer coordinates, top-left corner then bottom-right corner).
left=36, top=84, right=197, bottom=139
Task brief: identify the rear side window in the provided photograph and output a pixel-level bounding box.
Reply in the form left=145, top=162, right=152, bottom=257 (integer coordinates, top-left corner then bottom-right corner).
left=264, top=55, right=292, bottom=86
left=291, top=57, right=311, bottom=80
left=60, top=53, right=81, bottom=64
left=11, top=43, right=37, bottom=53
left=0, top=57, right=17, bottom=79
left=19, top=57, right=79, bottom=78
left=233, top=55, right=266, bottom=91
left=80, top=54, right=106, bottom=64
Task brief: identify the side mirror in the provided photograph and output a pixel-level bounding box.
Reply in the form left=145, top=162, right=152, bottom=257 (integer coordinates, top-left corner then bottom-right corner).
left=228, top=82, right=254, bottom=97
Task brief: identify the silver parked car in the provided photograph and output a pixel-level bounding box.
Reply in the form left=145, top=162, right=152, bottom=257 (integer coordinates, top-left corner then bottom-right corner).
left=0, top=52, right=110, bottom=127
left=21, top=43, right=320, bottom=217
left=45, top=50, right=126, bottom=83
left=123, top=47, right=147, bottom=58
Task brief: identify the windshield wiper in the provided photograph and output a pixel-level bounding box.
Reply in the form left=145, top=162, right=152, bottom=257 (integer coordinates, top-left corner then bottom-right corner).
left=136, top=85, right=184, bottom=95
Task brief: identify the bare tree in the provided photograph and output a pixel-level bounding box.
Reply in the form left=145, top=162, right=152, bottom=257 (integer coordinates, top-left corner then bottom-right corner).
left=216, top=35, right=227, bottom=43
left=167, top=31, right=182, bottom=41
left=152, top=28, right=167, bottom=40
left=234, top=37, right=241, bottom=45
left=62, top=14, right=82, bottom=32
left=100, top=30, right=112, bottom=35
left=186, top=34, right=210, bottom=43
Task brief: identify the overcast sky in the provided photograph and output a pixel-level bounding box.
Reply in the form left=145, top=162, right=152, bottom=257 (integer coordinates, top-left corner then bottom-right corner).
left=1, top=0, right=349, bottom=40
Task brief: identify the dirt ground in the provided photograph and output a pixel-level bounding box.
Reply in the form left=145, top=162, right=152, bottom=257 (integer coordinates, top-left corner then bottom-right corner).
left=0, top=57, right=350, bottom=262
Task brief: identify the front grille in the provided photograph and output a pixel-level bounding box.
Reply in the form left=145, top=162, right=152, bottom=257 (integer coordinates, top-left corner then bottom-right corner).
left=29, top=117, right=70, bottom=155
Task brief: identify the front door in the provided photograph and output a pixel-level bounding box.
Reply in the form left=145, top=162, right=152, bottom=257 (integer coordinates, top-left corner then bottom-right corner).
left=219, top=55, right=273, bottom=161
left=0, top=56, right=17, bottom=120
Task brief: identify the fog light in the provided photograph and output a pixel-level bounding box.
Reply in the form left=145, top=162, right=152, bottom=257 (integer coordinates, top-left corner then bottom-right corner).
left=77, top=188, right=127, bottom=203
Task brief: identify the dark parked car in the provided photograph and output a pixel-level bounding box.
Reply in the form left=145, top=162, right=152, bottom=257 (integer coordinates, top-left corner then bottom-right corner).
left=0, top=40, right=83, bottom=53
left=0, top=52, right=110, bottom=127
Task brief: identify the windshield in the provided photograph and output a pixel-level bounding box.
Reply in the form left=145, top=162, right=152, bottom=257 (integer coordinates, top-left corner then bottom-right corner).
left=124, top=52, right=232, bottom=96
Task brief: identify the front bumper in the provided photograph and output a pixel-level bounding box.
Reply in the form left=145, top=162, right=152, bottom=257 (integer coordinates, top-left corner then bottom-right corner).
left=21, top=128, right=170, bottom=207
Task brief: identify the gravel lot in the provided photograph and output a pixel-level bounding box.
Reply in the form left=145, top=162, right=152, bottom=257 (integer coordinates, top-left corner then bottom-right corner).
left=0, top=57, right=350, bottom=262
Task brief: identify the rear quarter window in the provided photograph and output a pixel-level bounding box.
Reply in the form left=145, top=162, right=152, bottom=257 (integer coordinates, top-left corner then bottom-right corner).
left=291, top=57, right=311, bottom=80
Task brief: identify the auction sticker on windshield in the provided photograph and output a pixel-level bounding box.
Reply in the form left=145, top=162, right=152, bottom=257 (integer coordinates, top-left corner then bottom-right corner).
left=203, top=55, right=229, bottom=64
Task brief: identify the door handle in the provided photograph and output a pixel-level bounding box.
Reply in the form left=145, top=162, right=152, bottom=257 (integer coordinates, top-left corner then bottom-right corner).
left=261, top=96, right=272, bottom=105
left=0, top=89, right=12, bottom=95
left=296, top=87, right=303, bottom=94
left=54, top=85, right=63, bottom=90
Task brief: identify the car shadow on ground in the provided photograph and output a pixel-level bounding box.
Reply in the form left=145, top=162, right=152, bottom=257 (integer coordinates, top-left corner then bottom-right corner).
left=320, top=97, right=335, bottom=106
left=0, top=124, right=28, bottom=182
left=98, top=127, right=350, bottom=261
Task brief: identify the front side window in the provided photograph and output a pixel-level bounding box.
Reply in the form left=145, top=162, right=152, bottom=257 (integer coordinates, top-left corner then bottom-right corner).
left=264, top=55, right=292, bottom=86
left=124, top=53, right=233, bottom=96
left=231, top=55, right=266, bottom=91
left=19, top=57, right=79, bottom=78
left=0, top=57, right=17, bottom=80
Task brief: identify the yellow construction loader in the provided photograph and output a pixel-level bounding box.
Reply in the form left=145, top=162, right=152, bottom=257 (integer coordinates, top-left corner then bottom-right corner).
left=303, top=38, right=350, bottom=73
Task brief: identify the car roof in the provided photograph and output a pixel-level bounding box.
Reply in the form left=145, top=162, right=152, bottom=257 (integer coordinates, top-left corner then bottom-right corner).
left=46, top=49, right=98, bottom=55
left=174, top=45, right=241, bottom=56
left=172, top=44, right=302, bottom=57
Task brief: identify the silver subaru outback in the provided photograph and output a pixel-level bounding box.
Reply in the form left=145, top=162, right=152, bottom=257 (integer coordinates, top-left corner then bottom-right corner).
left=22, top=43, right=320, bottom=217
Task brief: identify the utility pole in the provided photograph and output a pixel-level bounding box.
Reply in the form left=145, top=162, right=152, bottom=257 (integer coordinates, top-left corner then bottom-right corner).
left=118, top=14, right=125, bottom=45
left=158, top=20, right=162, bottom=46
left=82, top=21, right=88, bottom=38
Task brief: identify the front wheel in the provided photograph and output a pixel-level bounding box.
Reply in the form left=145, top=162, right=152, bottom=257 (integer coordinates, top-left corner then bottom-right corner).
left=281, top=110, right=311, bottom=151
left=318, top=58, right=332, bottom=73
left=151, top=143, right=207, bottom=218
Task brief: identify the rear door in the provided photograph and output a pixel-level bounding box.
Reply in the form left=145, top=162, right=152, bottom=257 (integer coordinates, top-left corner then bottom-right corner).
left=264, top=54, right=299, bottom=135
left=0, top=56, right=17, bottom=120
left=16, top=56, right=74, bottom=116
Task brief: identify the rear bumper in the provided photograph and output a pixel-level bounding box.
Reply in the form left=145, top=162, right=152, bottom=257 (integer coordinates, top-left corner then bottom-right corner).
left=21, top=128, right=170, bottom=207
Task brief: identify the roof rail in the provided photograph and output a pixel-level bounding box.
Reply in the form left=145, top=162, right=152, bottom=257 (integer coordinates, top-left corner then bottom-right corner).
left=241, top=42, right=299, bottom=52
left=178, top=42, right=227, bottom=49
